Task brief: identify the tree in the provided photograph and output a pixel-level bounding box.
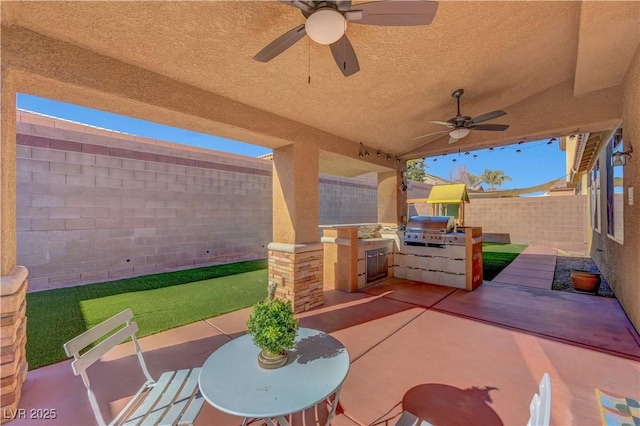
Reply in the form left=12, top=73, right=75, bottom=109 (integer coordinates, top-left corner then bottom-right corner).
left=479, top=169, right=512, bottom=191
left=449, top=165, right=480, bottom=187
left=406, top=158, right=426, bottom=182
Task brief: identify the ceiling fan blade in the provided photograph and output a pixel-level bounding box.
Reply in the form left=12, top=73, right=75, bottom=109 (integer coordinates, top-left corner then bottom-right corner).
left=253, top=24, right=307, bottom=63
left=470, top=110, right=507, bottom=125
left=448, top=136, right=459, bottom=144
left=348, top=1, right=438, bottom=26
left=469, top=124, right=510, bottom=131
left=430, top=120, right=454, bottom=127
left=278, top=0, right=313, bottom=13
left=413, top=129, right=450, bottom=140
left=330, top=35, right=360, bottom=77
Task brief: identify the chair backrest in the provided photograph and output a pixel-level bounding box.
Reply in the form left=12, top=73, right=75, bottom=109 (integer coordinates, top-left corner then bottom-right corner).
left=527, top=373, right=551, bottom=426
left=63, top=309, right=154, bottom=426
left=538, top=373, right=551, bottom=425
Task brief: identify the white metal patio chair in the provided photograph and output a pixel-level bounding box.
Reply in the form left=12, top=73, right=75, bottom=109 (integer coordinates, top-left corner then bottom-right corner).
left=63, top=308, right=204, bottom=426
left=394, top=410, right=434, bottom=426
left=527, top=373, right=551, bottom=426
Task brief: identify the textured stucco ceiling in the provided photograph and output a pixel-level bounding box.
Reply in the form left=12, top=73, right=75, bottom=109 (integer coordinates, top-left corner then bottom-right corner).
left=2, top=1, right=638, bottom=175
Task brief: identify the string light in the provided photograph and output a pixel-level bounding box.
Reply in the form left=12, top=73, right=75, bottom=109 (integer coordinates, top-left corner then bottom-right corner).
left=422, top=135, right=563, bottom=163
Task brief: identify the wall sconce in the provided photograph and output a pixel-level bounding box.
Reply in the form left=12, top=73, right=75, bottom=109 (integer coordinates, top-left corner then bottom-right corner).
left=612, top=145, right=633, bottom=167
left=377, top=150, right=382, bottom=157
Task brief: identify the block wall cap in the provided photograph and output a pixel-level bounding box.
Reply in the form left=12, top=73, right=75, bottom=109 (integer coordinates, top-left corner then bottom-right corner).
left=0, top=267, right=28, bottom=296
left=268, top=242, right=323, bottom=254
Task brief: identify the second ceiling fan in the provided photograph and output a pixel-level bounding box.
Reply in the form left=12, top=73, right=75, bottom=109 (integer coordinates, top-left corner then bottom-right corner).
left=414, top=89, right=510, bottom=144
left=254, top=0, right=439, bottom=77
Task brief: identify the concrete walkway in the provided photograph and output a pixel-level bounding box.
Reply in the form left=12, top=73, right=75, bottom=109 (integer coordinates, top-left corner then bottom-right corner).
left=14, top=278, right=640, bottom=426
left=491, top=245, right=557, bottom=289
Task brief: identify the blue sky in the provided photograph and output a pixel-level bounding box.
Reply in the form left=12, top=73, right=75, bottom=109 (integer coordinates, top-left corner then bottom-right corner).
left=422, top=140, right=567, bottom=191
left=18, top=94, right=567, bottom=190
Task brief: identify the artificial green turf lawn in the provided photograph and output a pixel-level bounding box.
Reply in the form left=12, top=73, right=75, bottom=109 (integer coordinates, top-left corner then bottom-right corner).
left=26, top=259, right=267, bottom=370
left=482, top=242, right=528, bottom=281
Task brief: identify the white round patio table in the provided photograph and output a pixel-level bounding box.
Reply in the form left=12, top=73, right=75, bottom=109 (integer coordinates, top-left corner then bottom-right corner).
left=198, top=328, right=350, bottom=426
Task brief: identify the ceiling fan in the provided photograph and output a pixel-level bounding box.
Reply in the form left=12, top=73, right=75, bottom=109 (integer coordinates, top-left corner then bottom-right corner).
left=414, top=89, right=509, bottom=144
left=253, top=0, right=439, bottom=77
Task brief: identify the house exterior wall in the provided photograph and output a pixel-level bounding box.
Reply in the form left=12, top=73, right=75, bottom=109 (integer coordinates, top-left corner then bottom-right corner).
left=464, top=197, right=588, bottom=253
left=591, top=45, right=640, bottom=331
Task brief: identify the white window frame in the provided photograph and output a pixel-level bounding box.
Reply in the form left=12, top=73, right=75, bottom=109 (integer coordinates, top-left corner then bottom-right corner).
left=606, top=134, right=624, bottom=244
left=589, top=160, right=601, bottom=233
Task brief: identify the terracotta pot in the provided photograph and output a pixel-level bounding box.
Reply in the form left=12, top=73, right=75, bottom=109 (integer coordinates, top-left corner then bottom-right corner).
left=257, top=350, right=287, bottom=369
left=570, top=270, right=601, bottom=293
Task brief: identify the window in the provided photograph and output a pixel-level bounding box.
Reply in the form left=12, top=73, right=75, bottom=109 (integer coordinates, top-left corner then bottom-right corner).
left=606, top=133, right=624, bottom=242
left=590, top=160, right=600, bottom=232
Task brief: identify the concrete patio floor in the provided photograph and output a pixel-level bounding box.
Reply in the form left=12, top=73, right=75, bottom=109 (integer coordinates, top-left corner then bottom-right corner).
left=13, top=278, right=640, bottom=426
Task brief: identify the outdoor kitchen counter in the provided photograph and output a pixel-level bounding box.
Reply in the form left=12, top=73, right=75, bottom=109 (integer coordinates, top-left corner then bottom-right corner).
left=321, top=225, right=394, bottom=292
left=382, top=226, right=484, bottom=291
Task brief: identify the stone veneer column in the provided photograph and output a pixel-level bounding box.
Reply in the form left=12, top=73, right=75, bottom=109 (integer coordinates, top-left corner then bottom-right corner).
left=270, top=144, right=322, bottom=313
left=0, top=267, right=28, bottom=424
left=1, top=76, right=28, bottom=423
left=268, top=243, right=324, bottom=313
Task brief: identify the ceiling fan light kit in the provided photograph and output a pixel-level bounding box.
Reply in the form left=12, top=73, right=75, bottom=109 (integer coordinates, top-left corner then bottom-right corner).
left=305, top=8, right=346, bottom=44
left=449, top=128, right=470, bottom=139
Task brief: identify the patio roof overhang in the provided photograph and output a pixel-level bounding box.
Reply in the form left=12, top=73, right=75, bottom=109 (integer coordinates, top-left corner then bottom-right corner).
left=1, top=1, right=638, bottom=173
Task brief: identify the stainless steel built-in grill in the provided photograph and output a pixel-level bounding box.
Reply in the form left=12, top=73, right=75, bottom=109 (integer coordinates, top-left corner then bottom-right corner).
left=404, top=216, right=466, bottom=246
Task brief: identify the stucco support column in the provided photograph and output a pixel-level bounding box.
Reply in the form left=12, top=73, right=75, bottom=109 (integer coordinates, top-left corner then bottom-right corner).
left=0, top=76, right=28, bottom=423
left=268, top=144, right=323, bottom=313
left=378, top=169, right=408, bottom=225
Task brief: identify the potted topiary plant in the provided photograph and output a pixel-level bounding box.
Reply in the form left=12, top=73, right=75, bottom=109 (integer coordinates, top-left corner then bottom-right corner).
left=246, top=285, right=298, bottom=369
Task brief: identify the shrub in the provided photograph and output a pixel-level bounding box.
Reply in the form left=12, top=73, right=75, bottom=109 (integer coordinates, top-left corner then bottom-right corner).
left=246, top=298, right=298, bottom=354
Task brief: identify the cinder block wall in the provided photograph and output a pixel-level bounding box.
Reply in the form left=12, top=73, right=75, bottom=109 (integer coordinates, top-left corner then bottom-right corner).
left=465, top=196, right=588, bottom=253
left=16, top=118, right=276, bottom=291
left=319, top=174, right=378, bottom=224
left=16, top=112, right=388, bottom=291
left=16, top=111, right=588, bottom=292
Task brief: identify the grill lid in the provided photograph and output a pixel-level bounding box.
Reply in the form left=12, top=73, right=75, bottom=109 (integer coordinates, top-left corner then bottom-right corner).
left=406, top=216, right=455, bottom=233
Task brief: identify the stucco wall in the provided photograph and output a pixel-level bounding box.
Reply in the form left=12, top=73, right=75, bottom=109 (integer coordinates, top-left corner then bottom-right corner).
left=591, top=44, right=640, bottom=331
left=464, top=196, right=588, bottom=253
